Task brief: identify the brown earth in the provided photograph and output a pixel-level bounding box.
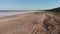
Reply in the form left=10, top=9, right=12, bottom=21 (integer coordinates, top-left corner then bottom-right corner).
left=0, top=12, right=60, bottom=34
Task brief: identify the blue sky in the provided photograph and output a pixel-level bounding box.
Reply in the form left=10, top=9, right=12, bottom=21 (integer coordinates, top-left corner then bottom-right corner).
left=0, top=0, right=60, bottom=10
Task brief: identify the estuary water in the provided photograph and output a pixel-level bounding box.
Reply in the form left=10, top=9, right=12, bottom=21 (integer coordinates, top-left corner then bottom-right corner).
left=0, top=10, right=41, bottom=17
left=0, top=12, right=31, bottom=17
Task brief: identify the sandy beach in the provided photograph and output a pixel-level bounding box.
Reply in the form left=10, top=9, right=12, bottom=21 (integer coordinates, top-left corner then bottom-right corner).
left=0, top=11, right=60, bottom=34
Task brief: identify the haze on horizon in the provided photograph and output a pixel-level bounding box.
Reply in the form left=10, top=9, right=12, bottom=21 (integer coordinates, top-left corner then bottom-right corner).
left=0, top=0, right=60, bottom=10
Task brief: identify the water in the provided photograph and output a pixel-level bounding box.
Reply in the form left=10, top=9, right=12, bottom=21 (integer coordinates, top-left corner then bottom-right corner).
left=0, top=12, right=31, bottom=17
left=0, top=10, right=41, bottom=17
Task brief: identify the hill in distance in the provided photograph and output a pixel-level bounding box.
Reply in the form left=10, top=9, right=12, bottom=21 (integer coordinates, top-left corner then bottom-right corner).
left=45, top=7, right=60, bottom=12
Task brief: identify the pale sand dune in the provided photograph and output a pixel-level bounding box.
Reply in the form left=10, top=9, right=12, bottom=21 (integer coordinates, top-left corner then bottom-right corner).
left=0, top=12, right=60, bottom=34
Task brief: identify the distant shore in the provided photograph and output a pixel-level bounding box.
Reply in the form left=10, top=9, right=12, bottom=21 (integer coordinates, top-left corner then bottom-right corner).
left=0, top=10, right=42, bottom=17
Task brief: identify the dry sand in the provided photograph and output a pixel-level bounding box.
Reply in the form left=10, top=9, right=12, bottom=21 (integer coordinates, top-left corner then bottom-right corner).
left=0, top=12, right=60, bottom=34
